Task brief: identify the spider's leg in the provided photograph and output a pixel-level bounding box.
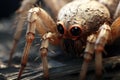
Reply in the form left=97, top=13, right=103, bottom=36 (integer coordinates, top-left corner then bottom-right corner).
left=17, top=7, right=58, bottom=80
left=8, top=15, right=25, bottom=66
left=80, top=34, right=97, bottom=80
left=8, top=0, right=37, bottom=66
left=18, top=32, right=35, bottom=80
left=113, top=1, right=120, bottom=19
left=40, top=32, right=55, bottom=80
left=35, top=7, right=60, bottom=79
left=17, top=9, right=38, bottom=79
left=80, top=23, right=111, bottom=80
left=95, top=23, right=111, bottom=79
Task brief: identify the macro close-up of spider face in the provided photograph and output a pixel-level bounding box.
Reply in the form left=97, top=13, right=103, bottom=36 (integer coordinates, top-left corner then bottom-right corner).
left=2, top=0, right=119, bottom=80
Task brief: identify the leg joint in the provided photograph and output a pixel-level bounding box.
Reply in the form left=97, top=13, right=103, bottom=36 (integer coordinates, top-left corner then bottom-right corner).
left=26, top=32, right=35, bottom=43
left=40, top=47, right=48, bottom=57
left=84, top=53, right=92, bottom=62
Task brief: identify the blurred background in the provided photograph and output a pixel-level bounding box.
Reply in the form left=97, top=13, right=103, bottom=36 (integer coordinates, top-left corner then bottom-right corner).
left=0, top=0, right=21, bottom=62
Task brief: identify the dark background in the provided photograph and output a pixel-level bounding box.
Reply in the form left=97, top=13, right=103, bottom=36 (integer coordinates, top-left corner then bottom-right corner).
left=0, top=0, right=21, bottom=19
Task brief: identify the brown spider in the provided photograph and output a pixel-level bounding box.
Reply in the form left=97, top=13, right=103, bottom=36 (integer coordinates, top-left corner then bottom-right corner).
left=9, top=0, right=120, bottom=80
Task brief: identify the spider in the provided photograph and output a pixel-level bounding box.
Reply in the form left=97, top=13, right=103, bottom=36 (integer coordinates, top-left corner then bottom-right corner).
left=9, top=0, right=120, bottom=80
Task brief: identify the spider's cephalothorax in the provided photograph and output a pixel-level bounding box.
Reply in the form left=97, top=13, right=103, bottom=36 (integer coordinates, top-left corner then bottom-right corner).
left=57, top=1, right=110, bottom=39
left=57, top=1, right=110, bottom=56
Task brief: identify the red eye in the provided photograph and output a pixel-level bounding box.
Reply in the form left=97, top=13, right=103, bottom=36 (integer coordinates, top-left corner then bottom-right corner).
left=70, top=26, right=82, bottom=36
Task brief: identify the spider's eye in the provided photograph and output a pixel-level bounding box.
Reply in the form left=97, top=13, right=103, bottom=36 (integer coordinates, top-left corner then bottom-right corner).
left=57, top=23, right=64, bottom=34
left=70, top=26, right=81, bottom=36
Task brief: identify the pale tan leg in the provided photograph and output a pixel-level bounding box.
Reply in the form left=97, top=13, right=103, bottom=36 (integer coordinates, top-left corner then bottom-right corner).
left=40, top=32, right=54, bottom=80
left=17, top=7, right=37, bottom=79
left=8, top=40, right=18, bottom=66
left=39, top=33, right=56, bottom=80
left=40, top=47, right=49, bottom=79
left=80, top=34, right=97, bottom=80
left=80, top=23, right=111, bottom=80
left=17, top=7, right=57, bottom=80
left=95, top=23, right=111, bottom=78
left=113, top=1, right=120, bottom=19
left=17, top=32, right=35, bottom=80
left=8, top=0, right=37, bottom=66
left=8, top=16, right=25, bottom=66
